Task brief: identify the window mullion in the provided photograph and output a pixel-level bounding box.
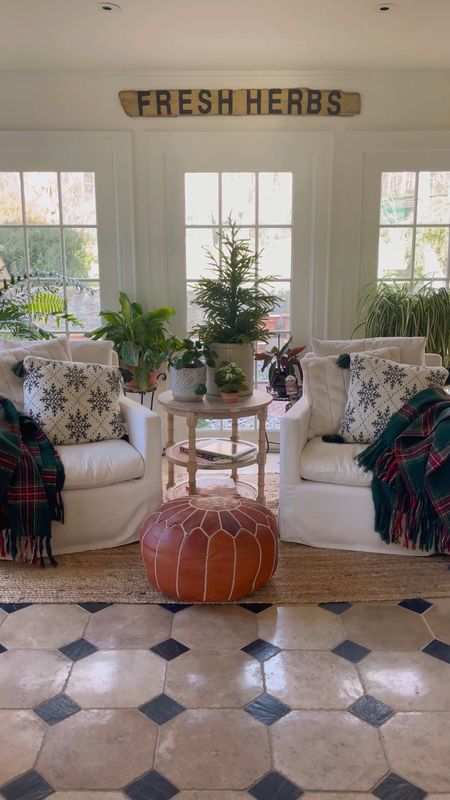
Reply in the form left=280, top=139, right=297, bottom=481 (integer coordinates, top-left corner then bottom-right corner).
left=55, top=173, right=69, bottom=333
left=410, top=171, right=420, bottom=286
left=445, top=224, right=450, bottom=289
left=255, top=172, right=259, bottom=385
left=18, top=173, right=32, bottom=320
left=218, top=172, right=222, bottom=274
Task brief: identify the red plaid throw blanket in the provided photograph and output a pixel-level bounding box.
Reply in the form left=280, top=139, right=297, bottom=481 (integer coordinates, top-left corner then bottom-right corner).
left=356, top=388, right=450, bottom=552
left=0, top=397, right=65, bottom=566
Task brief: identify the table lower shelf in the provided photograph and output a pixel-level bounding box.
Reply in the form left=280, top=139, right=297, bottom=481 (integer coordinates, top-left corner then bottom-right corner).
left=167, top=479, right=257, bottom=501
left=166, top=440, right=259, bottom=470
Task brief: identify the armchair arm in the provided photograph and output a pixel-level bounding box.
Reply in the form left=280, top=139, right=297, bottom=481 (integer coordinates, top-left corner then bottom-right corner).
left=280, top=396, right=311, bottom=485
left=425, top=353, right=442, bottom=367
left=119, top=396, right=161, bottom=471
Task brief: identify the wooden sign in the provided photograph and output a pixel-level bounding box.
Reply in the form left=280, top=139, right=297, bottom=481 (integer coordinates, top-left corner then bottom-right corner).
left=119, top=88, right=361, bottom=118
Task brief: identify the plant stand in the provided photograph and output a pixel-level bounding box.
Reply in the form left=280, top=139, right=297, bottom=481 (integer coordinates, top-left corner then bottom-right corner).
left=123, top=372, right=167, bottom=409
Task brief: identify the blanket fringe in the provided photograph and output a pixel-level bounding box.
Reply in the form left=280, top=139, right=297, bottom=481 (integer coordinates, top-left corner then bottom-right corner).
left=374, top=488, right=449, bottom=553
left=0, top=529, right=38, bottom=564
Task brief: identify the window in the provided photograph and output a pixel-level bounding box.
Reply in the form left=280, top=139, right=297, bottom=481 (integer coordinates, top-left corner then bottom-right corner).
left=185, top=171, right=293, bottom=432
left=378, top=171, right=450, bottom=287
left=0, top=171, right=100, bottom=332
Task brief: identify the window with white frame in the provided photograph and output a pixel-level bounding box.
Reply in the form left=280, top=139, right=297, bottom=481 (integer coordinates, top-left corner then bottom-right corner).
left=185, top=171, right=293, bottom=432
left=378, top=171, right=450, bottom=286
left=0, top=171, right=100, bottom=332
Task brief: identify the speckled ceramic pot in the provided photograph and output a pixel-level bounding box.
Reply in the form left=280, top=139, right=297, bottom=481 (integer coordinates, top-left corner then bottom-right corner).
left=170, top=365, right=206, bottom=402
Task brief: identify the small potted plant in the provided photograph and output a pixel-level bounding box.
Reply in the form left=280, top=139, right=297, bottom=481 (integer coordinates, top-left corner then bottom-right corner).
left=254, top=337, right=305, bottom=399
left=214, top=361, right=248, bottom=404
left=168, top=338, right=216, bottom=402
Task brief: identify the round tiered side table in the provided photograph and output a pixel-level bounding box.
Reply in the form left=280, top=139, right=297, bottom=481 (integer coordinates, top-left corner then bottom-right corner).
left=158, top=390, right=272, bottom=504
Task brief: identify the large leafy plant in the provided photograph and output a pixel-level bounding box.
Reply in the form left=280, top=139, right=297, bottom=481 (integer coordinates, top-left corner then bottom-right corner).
left=191, top=218, right=280, bottom=344
left=89, top=292, right=175, bottom=390
left=356, top=281, right=450, bottom=365
left=0, top=273, right=81, bottom=339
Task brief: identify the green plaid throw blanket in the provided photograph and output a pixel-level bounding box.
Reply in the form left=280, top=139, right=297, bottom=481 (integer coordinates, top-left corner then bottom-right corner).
left=356, top=388, right=450, bottom=552
left=0, top=397, right=64, bottom=567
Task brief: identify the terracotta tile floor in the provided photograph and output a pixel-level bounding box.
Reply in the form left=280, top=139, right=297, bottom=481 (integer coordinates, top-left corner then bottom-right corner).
left=1, top=599, right=450, bottom=799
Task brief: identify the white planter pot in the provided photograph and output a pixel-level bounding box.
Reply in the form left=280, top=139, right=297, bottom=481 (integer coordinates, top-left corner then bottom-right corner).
left=207, top=342, right=254, bottom=397
left=170, top=365, right=206, bottom=402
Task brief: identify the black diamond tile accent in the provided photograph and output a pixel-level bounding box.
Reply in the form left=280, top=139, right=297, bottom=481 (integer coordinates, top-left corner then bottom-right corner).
left=0, top=644, right=7, bottom=655
left=398, top=598, right=433, bottom=614
left=244, top=693, right=291, bottom=726
left=33, top=693, right=81, bottom=726
left=241, top=638, right=281, bottom=662
left=239, top=603, right=272, bottom=614
left=77, top=602, right=111, bottom=613
left=0, top=769, right=54, bottom=800
left=249, top=770, right=303, bottom=800
left=348, top=695, right=393, bottom=726
left=332, top=639, right=371, bottom=663
left=422, top=638, right=450, bottom=664
left=139, top=693, right=185, bottom=725
left=319, top=602, right=352, bottom=614
left=373, top=771, right=427, bottom=800
left=151, top=638, right=189, bottom=661
left=159, top=603, right=191, bottom=613
left=0, top=603, right=31, bottom=614
left=59, top=638, right=98, bottom=662
left=124, top=768, right=179, bottom=800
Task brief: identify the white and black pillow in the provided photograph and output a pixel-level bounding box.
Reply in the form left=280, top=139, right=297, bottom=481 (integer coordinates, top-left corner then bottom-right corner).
left=339, top=353, right=448, bottom=444
left=301, top=346, right=401, bottom=438
left=23, top=356, right=126, bottom=445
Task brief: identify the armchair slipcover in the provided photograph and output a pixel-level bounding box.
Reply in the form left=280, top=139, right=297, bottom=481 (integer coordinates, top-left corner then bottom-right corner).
left=0, top=339, right=162, bottom=555
left=279, top=353, right=442, bottom=555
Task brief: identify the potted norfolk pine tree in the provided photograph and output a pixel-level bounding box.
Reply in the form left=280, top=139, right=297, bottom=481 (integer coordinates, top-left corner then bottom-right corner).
left=191, top=218, right=280, bottom=396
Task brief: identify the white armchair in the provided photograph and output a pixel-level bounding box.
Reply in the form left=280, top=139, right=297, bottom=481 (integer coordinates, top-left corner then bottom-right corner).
left=279, top=352, right=441, bottom=556
left=51, top=396, right=162, bottom=554
left=51, top=355, right=162, bottom=555
left=0, top=337, right=163, bottom=556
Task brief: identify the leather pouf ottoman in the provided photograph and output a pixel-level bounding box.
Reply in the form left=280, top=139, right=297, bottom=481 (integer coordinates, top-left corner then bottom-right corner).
left=140, top=495, right=278, bottom=602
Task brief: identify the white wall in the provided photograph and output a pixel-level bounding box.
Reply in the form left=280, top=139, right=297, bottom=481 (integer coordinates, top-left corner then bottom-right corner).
left=1, top=69, right=450, bottom=339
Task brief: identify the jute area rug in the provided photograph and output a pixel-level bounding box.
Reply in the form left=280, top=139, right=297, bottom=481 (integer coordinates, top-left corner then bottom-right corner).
left=1, top=472, right=449, bottom=604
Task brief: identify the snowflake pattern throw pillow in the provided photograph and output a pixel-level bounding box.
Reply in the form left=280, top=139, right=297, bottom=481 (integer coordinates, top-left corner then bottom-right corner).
left=339, top=353, right=448, bottom=444
left=23, top=356, right=126, bottom=445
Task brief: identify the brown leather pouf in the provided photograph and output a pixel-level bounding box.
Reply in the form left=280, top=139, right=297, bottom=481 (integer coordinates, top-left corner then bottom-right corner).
left=140, top=495, right=278, bottom=602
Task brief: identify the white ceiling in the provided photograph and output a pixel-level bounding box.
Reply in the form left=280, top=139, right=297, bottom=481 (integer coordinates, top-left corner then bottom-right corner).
left=3, top=0, right=450, bottom=72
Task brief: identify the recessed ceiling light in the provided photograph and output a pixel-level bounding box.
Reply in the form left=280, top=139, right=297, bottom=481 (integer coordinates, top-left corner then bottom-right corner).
left=97, top=2, right=121, bottom=11
left=376, top=2, right=397, bottom=10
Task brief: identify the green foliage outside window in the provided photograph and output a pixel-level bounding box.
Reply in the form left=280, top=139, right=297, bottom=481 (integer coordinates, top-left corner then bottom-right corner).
left=0, top=227, right=92, bottom=279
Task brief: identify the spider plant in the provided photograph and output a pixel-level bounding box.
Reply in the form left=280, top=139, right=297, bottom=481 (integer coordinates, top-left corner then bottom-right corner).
left=355, top=280, right=450, bottom=365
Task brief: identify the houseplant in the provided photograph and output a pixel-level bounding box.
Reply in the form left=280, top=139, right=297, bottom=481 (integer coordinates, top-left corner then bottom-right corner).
left=191, top=217, right=280, bottom=396
left=0, top=273, right=82, bottom=338
left=89, top=291, right=175, bottom=391
left=356, top=280, right=450, bottom=367
left=254, top=337, right=305, bottom=398
left=168, top=338, right=216, bottom=402
left=214, top=361, right=248, bottom=404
